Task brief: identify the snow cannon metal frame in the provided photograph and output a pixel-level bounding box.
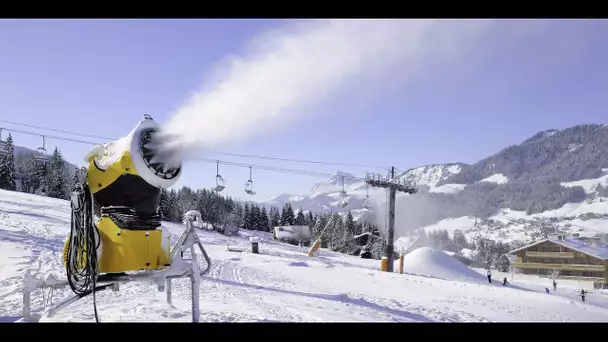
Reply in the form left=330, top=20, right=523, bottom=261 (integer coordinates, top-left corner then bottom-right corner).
left=20, top=115, right=211, bottom=323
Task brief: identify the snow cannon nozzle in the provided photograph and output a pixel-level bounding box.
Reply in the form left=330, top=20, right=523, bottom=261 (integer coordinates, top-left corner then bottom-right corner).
left=86, top=114, right=183, bottom=189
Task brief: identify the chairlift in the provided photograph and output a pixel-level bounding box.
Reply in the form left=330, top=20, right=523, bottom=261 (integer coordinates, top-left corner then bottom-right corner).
left=244, top=167, right=256, bottom=196
left=34, top=136, right=49, bottom=162
left=213, top=161, right=226, bottom=192
left=0, top=128, right=7, bottom=157
left=363, top=182, right=372, bottom=210
left=338, top=176, right=349, bottom=208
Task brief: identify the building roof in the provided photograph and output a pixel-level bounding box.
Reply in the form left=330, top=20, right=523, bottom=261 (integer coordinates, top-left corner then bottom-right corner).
left=352, top=232, right=381, bottom=239
left=509, top=236, right=608, bottom=261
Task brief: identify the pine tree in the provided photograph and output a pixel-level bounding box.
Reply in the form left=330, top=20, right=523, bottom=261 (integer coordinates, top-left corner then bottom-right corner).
left=233, top=204, right=244, bottom=227
left=313, top=215, right=326, bottom=240
left=327, top=213, right=344, bottom=251
left=354, top=222, right=364, bottom=236
left=307, top=211, right=315, bottom=227
left=47, top=147, right=69, bottom=199
left=243, top=203, right=251, bottom=229
left=260, top=207, right=270, bottom=232
left=345, top=211, right=356, bottom=236
left=17, top=156, right=36, bottom=193
left=168, top=189, right=181, bottom=222
left=284, top=202, right=295, bottom=225
left=31, top=155, right=48, bottom=195
left=251, top=205, right=261, bottom=230
left=280, top=203, right=287, bottom=225
left=159, top=188, right=171, bottom=219
left=295, top=207, right=306, bottom=225
left=0, top=134, right=16, bottom=191
left=341, top=211, right=357, bottom=254
left=269, top=206, right=280, bottom=228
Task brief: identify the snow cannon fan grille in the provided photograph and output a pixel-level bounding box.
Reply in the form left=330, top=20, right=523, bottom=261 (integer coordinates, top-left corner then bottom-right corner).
left=139, top=129, right=181, bottom=181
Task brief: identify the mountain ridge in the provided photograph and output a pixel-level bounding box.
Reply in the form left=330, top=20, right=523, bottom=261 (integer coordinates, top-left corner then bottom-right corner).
left=258, top=124, right=608, bottom=238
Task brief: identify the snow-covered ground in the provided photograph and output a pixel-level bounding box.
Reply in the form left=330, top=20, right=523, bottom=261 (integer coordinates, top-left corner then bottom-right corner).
left=479, top=173, right=509, bottom=185
left=1, top=189, right=608, bottom=322
left=561, top=173, right=608, bottom=194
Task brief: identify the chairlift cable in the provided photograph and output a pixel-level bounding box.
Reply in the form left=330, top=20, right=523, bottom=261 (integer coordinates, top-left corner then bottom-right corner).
left=0, top=119, right=393, bottom=171
left=6, top=123, right=605, bottom=237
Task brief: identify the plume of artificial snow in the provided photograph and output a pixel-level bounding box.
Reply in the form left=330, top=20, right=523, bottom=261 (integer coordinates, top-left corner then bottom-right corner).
left=157, top=19, right=497, bottom=160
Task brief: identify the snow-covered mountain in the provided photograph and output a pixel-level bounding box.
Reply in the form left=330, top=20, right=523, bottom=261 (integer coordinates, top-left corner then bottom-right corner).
left=397, top=163, right=465, bottom=189
left=260, top=165, right=463, bottom=222
left=262, top=170, right=378, bottom=221
left=260, top=124, right=608, bottom=246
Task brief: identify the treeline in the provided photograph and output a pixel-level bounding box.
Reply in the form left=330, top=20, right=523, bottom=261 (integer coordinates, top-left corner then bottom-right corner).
left=159, top=190, right=387, bottom=258
left=158, top=190, right=312, bottom=233
left=310, top=211, right=385, bottom=258
left=0, top=134, right=74, bottom=200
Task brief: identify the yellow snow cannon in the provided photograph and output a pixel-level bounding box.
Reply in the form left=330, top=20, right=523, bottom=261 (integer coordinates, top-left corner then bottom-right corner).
left=22, top=116, right=210, bottom=322
left=63, top=114, right=182, bottom=289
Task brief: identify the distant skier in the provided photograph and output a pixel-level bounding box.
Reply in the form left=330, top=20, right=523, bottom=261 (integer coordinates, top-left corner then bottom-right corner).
left=545, top=287, right=550, bottom=294
left=486, top=269, right=492, bottom=283
left=553, top=280, right=557, bottom=291
left=580, top=289, right=586, bottom=302
left=503, top=277, right=508, bottom=286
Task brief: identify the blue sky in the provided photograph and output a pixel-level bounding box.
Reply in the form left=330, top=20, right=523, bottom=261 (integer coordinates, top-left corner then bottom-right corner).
left=0, top=19, right=607, bottom=202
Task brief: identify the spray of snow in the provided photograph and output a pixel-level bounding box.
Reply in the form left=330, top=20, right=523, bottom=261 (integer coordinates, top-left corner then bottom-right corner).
left=157, top=19, right=504, bottom=160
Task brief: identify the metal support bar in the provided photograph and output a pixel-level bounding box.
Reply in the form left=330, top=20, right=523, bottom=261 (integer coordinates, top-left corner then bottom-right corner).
left=21, top=212, right=211, bottom=323
left=23, top=291, right=30, bottom=319
left=190, top=245, right=200, bottom=323
left=166, top=279, right=172, bottom=305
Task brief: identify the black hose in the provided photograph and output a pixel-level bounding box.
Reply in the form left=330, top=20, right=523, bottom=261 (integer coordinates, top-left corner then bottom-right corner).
left=66, top=180, right=101, bottom=322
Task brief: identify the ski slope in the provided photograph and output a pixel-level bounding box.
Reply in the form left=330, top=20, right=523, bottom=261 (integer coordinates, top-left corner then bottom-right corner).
left=1, top=190, right=608, bottom=322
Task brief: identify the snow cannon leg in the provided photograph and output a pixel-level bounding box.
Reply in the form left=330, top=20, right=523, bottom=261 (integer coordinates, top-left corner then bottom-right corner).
left=308, top=239, right=321, bottom=257
left=22, top=268, right=42, bottom=322
left=190, top=245, right=200, bottom=323
left=381, top=256, right=389, bottom=272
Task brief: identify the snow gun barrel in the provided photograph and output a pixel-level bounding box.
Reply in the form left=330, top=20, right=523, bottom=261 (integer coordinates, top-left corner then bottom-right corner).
left=84, top=114, right=183, bottom=191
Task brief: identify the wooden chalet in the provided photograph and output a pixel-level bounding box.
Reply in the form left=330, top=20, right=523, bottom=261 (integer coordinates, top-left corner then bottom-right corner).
left=509, top=234, right=608, bottom=286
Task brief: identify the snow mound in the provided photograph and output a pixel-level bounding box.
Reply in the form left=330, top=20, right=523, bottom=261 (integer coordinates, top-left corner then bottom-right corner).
left=403, top=247, right=486, bottom=283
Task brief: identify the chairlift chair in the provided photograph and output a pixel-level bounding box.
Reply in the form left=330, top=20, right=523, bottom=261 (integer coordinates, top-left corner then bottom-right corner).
left=34, top=136, right=49, bottom=162
left=213, top=161, right=226, bottom=192
left=244, top=167, right=256, bottom=195
left=0, top=128, right=7, bottom=157
left=338, top=176, right=349, bottom=208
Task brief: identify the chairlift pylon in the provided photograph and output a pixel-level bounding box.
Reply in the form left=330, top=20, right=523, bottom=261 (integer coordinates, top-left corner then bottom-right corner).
left=213, top=161, right=226, bottom=192
left=0, top=128, right=7, bottom=157
left=34, top=136, right=48, bottom=162
left=244, top=166, right=256, bottom=196
left=338, top=176, right=349, bottom=208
